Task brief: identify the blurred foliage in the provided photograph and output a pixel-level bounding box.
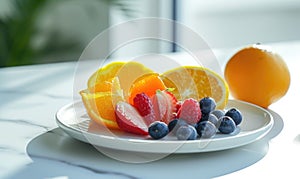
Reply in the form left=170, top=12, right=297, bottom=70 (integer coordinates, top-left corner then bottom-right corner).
left=0, top=0, right=134, bottom=67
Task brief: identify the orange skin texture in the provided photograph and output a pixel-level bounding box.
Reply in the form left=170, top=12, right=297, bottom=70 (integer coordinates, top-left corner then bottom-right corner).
left=224, top=44, right=290, bottom=108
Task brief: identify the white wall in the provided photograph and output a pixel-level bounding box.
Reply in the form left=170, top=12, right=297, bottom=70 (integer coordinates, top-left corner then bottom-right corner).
left=179, top=0, right=300, bottom=48
left=109, top=0, right=174, bottom=58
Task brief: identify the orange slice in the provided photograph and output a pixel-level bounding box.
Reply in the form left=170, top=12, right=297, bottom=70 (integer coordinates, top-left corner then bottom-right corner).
left=87, top=61, right=126, bottom=89
left=88, top=61, right=153, bottom=100
left=80, top=77, right=124, bottom=129
left=161, top=66, right=229, bottom=109
left=128, top=73, right=167, bottom=104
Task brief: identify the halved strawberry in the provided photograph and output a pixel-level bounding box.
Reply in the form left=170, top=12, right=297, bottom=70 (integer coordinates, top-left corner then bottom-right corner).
left=161, top=90, right=177, bottom=124
left=177, top=98, right=202, bottom=124
left=133, top=93, right=156, bottom=126
left=151, top=90, right=178, bottom=124
left=115, top=101, right=148, bottom=135
left=175, top=101, right=183, bottom=113
left=163, top=90, right=178, bottom=104
left=151, top=91, right=168, bottom=122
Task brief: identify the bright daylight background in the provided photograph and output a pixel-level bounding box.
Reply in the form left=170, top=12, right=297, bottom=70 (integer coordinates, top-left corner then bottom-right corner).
left=1, top=0, right=300, bottom=67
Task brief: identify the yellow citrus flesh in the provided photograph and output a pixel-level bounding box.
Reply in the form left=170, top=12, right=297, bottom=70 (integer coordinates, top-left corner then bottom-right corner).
left=87, top=62, right=126, bottom=89
left=114, top=61, right=154, bottom=100
left=161, top=66, right=229, bottom=109
left=88, top=61, right=153, bottom=100
left=80, top=77, right=124, bottom=130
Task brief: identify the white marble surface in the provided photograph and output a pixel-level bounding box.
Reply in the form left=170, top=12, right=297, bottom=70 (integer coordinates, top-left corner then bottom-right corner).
left=1, top=41, right=300, bottom=179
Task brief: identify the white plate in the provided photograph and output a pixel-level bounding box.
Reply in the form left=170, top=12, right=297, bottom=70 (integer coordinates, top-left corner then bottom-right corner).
left=56, top=100, right=273, bottom=154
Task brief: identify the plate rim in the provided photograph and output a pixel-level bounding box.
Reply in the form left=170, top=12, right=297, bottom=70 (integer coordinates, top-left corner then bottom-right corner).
left=56, top=99, right=274, bottom=153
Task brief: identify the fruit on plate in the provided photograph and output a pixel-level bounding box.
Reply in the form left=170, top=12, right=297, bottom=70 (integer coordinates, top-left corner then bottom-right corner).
left=195, top=121, right=217, bottom=138
left=151, top=90, right=177, bottom=124
left=148, top=121, right=169, bottom=139
left=115, top=101, right=148, bottom=135
left=176, top=125, right=198, bottom=140
left=161, top=66, right=229, bottom=109
left=128, top=73, right=166, bottom=105
left=80, top=60, right=244, bottom=140
left=133, top=92, right=156, bottom=126
left=81, top=61, right=153, bottom=130
left=168, top=118, right=188, bottom=133
left=88, top=61, right=154, bottom=100
left=218, top=116, right=237, bottom=134
left=224, top=44, right=290, bottom=108
left=87, top=61, right=126, bottom=89
left=177, top=98, right=201, bottom=125
left=80, top=77, right=124, bottom=129
left=199, top=97, right=216, bottom=115
left=225, top=108, right=243, bottom=125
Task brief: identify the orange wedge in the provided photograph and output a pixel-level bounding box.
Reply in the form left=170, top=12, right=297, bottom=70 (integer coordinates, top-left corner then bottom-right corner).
left=88, top=61, right=153, bottom=100
left=80, top=77, right=124, bottom=129
left=161, top=66, right=229, bottom=109
left=128, top=73, right=167, bottom=104
left=87, top=62, right=126, bottom=89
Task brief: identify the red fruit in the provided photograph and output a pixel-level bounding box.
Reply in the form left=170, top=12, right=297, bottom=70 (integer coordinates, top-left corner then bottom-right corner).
left=151, top=90, right=178, bottom=124
left=151, top=91, right=168, bottom=122
left=115, top=101, right=148, bottom=135
left=178, top=98, right=201, bottom=124
left=133, top=93, right=156, bottom=126
left=163, top=90, right=178, bottom=104
left=161, top=90, right=177, bottom=123
left=176, top=101, right=183, bottom=113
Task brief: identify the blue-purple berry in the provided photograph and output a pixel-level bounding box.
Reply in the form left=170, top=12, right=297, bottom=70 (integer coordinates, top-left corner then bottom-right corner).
left=148, top=121, right=169, bottom=139
left=225, top=108, right=243, bottom=125
left=218, top=116, right=236, bottom=134
left=195, top=121, right=217, bottom=138
left=176, top=125, right=197, bottom=140
left=199, top=97, right=216, bottom=114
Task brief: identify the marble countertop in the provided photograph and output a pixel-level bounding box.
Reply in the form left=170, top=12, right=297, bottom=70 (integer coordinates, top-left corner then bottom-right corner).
left=1, top=41, right=300, bottom=179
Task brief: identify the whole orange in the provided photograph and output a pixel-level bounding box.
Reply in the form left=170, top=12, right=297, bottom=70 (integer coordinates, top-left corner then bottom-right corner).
left=224, top=44, right=290, bottom=108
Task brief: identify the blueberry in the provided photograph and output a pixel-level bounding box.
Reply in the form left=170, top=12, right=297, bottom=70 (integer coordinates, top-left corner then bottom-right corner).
left=218, top=116, right=236, bottom=134
left=210, top=109, right=225, bottom=119
left=176, top=125, right=197, bottom=140
left=225, top=108, right=243, bottom=125
left=199, top=97, right=216, bottom=114
left=168, top=119, right=178, bottom=132
left=148, top=121, right=169, bottom=139
left=168, top=118, right=188, bottom=133
left=195, top=121, right=217, bottom=138
left=207, top=114, right=218, bottom=126
left=201, top=113, right=209, bottom=121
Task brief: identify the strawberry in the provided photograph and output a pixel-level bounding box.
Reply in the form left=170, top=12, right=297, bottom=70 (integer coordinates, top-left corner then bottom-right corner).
left=151, top=90, right=178, bottom=124
left=161, top=90, right=177, bottom=123
left=177, top=98, right=202, bottom=124
left=151, top=91, right=168, bottom=122
left=133, top=93, right=156, bottom=126
left=163, top=90, right=178, bottom=104
left=175, top=101, right=183, bottom=113
left=115, top=101, right=148, bottom=135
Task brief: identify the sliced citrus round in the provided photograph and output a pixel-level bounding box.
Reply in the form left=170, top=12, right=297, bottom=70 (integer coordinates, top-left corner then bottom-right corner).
left=128, top=73, right=167, bottom=104
left=161, top=66, right=229, bottom=109
left=88, top=78, right=114, bottom=93
left=88, top=61, right=153, bottom=100
left=80, top=77, right=124, bottom=130
left=88, top=61, right=126, bottom=89
left=114, top=61, right=154, bottom=100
